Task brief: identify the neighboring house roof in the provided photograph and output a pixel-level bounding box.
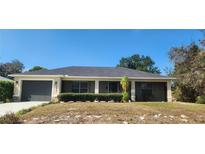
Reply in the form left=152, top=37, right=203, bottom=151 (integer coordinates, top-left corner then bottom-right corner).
left=0, top=76, right=13, bottom=81
left=10, top=66, right=174, bottom=79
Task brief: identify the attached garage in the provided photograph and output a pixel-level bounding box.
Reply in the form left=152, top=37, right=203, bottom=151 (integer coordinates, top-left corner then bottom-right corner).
left=21, top=81, right=52, bottom=101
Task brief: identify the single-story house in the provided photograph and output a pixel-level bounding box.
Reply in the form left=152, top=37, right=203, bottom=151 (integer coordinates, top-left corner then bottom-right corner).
left=9, top=66, right=174, bottom=102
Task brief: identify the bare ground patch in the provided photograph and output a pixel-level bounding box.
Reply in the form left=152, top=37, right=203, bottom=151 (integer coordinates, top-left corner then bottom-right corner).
left=21, top=102, right=205, bottom=124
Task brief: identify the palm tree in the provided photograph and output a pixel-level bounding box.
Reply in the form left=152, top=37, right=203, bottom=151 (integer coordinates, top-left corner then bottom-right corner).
left=120, top=76, right=129, bottom=102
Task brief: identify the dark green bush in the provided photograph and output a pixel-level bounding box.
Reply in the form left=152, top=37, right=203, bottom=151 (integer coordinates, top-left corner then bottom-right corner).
left=196, top=95, right=205, bottom=104
left=0, top=81, right=14, bottom=102
left=58, top=93, right=123, bottom=102
left=0, top=113, right=22, bottom=124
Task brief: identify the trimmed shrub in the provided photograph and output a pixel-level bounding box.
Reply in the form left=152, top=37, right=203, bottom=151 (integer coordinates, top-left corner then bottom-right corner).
left=196, top=95, right=205, bottom=104
left=0, top=113, right=22, bottom=124
left=0, top=81, right=14, bottom=102
left=58, top=93, right=123, bottom=102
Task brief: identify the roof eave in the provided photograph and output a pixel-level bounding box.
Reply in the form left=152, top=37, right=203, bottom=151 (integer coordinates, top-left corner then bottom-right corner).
left=64, top=76, right=175, bottom=80
left=9, top=74, right=64, bottom=78
left=9, top=74, right=176, bottom=80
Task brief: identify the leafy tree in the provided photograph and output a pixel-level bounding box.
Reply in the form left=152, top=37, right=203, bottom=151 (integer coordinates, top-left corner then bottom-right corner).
left=117, top=54, right=160, bottom=74
left=169, top=43, right=205, bottom=102
left=28, top=66, right=47, bottom=72
left=120, top=76, right=129, bottom=102
left=0, top=59, right=24, bottom=77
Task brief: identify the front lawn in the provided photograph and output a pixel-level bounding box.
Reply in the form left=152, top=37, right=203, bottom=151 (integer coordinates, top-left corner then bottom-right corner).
left=19, top=102, right=205, bottom=124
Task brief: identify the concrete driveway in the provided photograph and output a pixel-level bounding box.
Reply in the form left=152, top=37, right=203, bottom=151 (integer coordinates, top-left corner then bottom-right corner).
left=0, top=101, right=48, bottom=116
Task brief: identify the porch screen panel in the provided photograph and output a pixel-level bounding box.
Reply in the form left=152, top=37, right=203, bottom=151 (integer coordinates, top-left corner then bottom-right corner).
left=135, top=82, right=167, bottom=101
left=88, top=81, right=95, bottom=93
left=152, top=83, right=167, bottom=101
left=61, top=81, right=95, bottom=93
left=99, top=81, right=122, bottom=93
left=72, top=81, right=80, bottom=93
left=99, top=81, right=108, bottom=93
left=80, top=81, right=88, bottom=93
left=61, top=81, right=72, bottom=93
left=109, top=82, right=118, bottom=93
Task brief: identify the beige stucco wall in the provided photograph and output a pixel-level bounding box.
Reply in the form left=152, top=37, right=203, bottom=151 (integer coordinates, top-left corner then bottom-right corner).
left=131, top=81, right=136, bottom=101
left=52, top=77, right=61, bottom=98
left=167, top=80, right=172, bottom=102
left=12, top=76, right=173, bottom=102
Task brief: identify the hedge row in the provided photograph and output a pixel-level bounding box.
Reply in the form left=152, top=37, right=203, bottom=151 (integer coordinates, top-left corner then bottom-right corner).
left=58, top=93, right=123, bottom=102
left=0, top=81, right=14, bottom=102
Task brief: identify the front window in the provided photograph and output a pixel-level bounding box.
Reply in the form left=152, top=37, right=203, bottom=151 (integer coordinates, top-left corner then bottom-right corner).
left=71, top=81, right=88, bottom=93
left=62, top=81, right=94, bottom=93
left=109, top=82, right=118, bottom=93
left=79, top=81, right=88, bottom=93
left=99, top=81, right=121, bottom=93
left=72, top=81, right=80, bottom=93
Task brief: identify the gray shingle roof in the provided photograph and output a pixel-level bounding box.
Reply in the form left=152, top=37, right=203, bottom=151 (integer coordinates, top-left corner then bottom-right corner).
left=11, top=66, right=172, bottom=79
